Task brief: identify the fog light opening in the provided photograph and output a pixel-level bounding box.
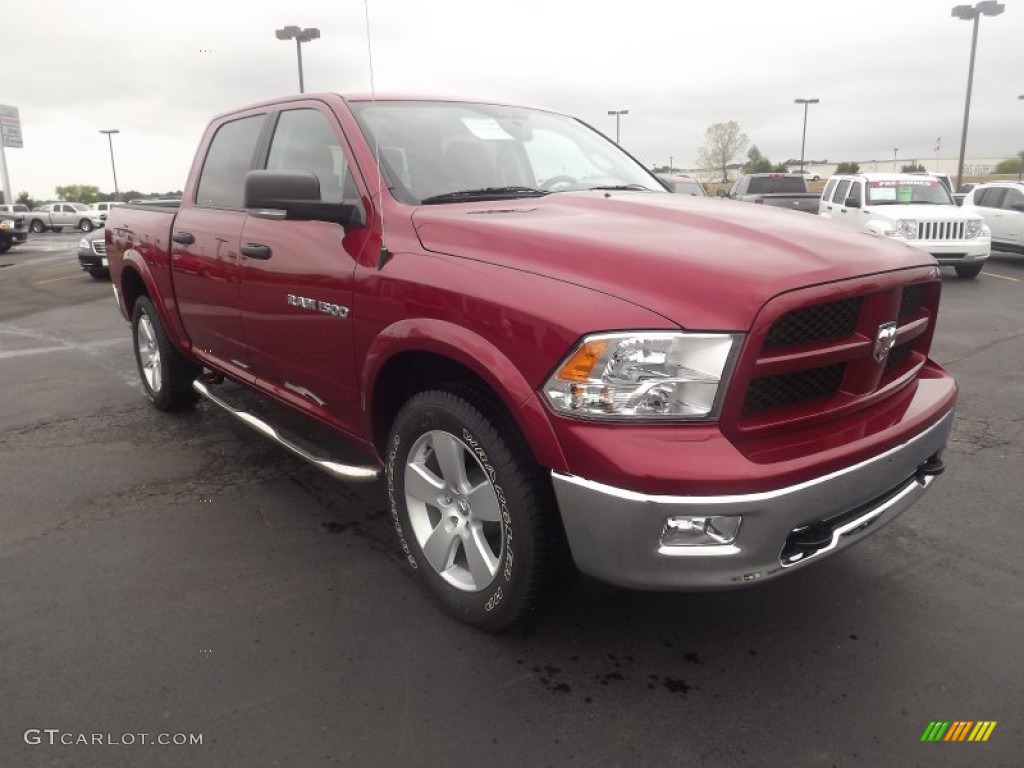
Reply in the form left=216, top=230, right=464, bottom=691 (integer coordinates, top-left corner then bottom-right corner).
left=661, top=515, right=742, bottom=547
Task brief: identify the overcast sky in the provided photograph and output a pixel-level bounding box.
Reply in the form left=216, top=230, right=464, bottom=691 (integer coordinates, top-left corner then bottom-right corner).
left=2, top=0, right=1021, bottom=199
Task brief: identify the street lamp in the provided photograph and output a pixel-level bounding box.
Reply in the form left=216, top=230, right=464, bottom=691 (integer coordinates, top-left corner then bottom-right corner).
left=794, top=98, right=819, bottom=173
left=275, top=25, right=320, bottom=93
left=893, top=147, right=898, bottom=172
left=607, top=109, right=629, bottom=144
left=1018, top=94, right=1023, bottom=182
left=99, top=129, right=120, bottom=200
left=951, top=1, right=1005, bottom=191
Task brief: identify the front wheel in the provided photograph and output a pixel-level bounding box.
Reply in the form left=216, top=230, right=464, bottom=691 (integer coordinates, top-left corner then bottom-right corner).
left=30, top=219, right=45, bottom=234
left=386, top=388, right=565, bottom=631
left=79, top=219, right=94, bottom=232
left=131, top=296, right=201, bottom=411
left=955, top=264, right=983, bottom=279
left=0, top=238, right=11, bottom=254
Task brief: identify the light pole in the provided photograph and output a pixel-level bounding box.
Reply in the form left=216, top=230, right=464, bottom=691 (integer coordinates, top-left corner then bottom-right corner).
left=99, top=129, right=120, bottom=200
left=669, top=155, right=674, bottom=173
left=607, top=109, right=629, bottom=144
left=893, top=148, right=898, bottom=172
left=275, top=25, right=320, bottom=93
left=1018, top=94, right=1023, bottom=182
left=951, top=1, right=1005, bottom=191
left=794, top=98, right=819, bottom=173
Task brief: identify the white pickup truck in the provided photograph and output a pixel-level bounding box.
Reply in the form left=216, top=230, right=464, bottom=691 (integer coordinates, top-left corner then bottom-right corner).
left=818, top=173, right=990, bottom=278
left=26, top=202, right=106, bottom=233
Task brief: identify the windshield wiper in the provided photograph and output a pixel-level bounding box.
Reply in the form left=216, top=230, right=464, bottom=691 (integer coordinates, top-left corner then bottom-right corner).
left=420, top=187, right=549, bottom=205
left=585, top=184, right=654, bottom=192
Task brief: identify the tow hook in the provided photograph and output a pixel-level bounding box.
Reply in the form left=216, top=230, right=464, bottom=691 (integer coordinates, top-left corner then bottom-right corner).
left=916, top=455, right=945, bottom=481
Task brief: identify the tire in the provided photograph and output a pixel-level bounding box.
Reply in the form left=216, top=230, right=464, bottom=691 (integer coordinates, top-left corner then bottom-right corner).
left=79, top=219, right=94, bottom=232
left=0, top=238, right=11, bottom=254
left=955, top=264, right=982, bottom=279
left=30, top=219, right=45, bottom=233
left=386, top=387, right=566, bottom=632
left=131, top=295, right=201, bottom=411
left=87, top=267, right=109, bottom=280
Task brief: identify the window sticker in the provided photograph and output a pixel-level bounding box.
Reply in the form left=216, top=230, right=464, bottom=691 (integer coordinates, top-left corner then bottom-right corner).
left=871, top=186, right=897, bottom=201
left=461, top=118, right=515, bottom=141
left=897, top=186, right=913, bottom=203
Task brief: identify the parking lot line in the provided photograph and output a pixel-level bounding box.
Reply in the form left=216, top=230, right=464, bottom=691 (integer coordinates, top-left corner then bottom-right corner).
left=984, top=272, right=1022, bottom=283
left=36, top=275, right=82, bottom=284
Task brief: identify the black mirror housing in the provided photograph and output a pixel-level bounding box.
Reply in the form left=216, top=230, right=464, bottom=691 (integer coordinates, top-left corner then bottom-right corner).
left=844, top=196, right=861, bottom=208
left=243, top=170, right=365, bottom=228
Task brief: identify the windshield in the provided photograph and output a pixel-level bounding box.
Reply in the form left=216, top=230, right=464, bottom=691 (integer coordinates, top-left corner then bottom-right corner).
left=867, top=179, right=953, bottom=206
left=71, top=203, right=89, bottom=211
left=670, top=180, right=704, bottom=196
left=349, top=100, right=662, bottom=204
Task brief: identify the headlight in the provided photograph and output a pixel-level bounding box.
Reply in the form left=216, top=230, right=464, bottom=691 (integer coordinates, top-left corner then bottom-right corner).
left=543, top=332, right=739, bottom=421
left=78, top=238, right=89, bottom=249
left=965, top=219, right=983, bottom=239
left=0, top=220, right=12, bottom=230
left=894, top=219, right=918, bottom=239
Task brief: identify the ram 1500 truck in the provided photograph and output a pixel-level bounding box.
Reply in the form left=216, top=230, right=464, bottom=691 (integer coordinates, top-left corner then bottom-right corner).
left=724, top=173, right=820, bottom=213
left=106, top=94, right=957, bottom=631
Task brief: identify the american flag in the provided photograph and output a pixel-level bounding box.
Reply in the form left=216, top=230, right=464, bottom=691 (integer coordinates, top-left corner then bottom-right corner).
left=934, top=137, right=941, bottom=152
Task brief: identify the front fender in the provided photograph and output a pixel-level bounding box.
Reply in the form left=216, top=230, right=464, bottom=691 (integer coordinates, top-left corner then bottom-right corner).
left=363, top=318, right=567, bottom=472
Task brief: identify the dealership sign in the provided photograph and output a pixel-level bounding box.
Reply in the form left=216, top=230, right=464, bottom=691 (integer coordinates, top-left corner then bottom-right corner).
left=0, top=105, right=23, bottom=148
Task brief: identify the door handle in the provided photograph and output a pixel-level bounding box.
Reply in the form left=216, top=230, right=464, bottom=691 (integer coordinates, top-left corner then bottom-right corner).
left=240, top=243, right=272, bottom=260
left=172, top=231, right=195, bottom=245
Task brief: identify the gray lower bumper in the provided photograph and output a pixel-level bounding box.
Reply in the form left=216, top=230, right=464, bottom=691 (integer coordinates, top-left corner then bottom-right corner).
left=551, top=410, right=955, bottom=590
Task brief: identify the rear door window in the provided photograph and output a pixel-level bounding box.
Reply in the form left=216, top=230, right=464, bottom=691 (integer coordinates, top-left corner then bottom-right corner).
left=973, top=188, right=1004, bottom=208
left=1000, top=188, right=1023, bottom=211
left=833, top=180, right=851, bottom=204
left=196, top=114, right=266, bottom=209
left=822, top=178, right=837, bottom=202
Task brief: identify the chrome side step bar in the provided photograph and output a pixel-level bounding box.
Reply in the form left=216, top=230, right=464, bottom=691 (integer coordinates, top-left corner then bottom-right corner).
left=192, top=379, right=380, bottom=482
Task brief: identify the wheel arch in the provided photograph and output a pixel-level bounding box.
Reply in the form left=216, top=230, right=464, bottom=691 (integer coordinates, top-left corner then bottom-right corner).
left=364, top=320, right=567, bottom=473
left=119, top=251, right=192, bottom=350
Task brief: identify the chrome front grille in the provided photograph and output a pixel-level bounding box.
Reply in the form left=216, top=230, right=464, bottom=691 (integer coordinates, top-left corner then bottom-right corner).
left=91, top=239, right=107, bottom=256
left=916, top=221, right=964, bottom=241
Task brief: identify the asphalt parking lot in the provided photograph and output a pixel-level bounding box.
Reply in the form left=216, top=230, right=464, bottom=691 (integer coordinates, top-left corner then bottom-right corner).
left=1, top=231, right=1021, bottom=767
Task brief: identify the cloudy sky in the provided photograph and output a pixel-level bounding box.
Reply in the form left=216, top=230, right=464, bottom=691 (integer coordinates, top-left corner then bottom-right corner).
left=2, top=0, right=1021, bottom=199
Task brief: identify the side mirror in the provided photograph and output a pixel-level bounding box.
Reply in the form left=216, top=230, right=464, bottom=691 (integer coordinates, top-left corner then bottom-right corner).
left=716, top=189, right=727, bottom=198
left=1010, top=202, right=1024, bottom=213
left=243, top=170, right=365, bottom=228
left=844, top=196, right=861, bottom=208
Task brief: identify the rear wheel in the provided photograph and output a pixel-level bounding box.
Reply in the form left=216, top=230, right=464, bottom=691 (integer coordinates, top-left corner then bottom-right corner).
left=955, top=264, right=982, bottom=279
left=131, top=296, right=200, bottom=411
left=386, top=388, right=566, bottom=631
left=0, top=238, right=11, bottom=254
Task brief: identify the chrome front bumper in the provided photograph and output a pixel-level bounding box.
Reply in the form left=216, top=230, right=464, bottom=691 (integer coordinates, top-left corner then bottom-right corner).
left=551, top=410, right=955, bottom=590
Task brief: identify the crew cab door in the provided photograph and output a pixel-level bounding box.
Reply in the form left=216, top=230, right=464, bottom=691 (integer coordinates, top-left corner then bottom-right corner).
left=994, top=187, right=1024, bottom=246
left=171, top=111, right=267, bottom=381
left=238, top=105, right=368, bottom=428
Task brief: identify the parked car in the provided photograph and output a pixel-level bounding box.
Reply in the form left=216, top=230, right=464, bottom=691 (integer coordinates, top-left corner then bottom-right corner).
left=27, top=202, right=105, bottom=233
left=106, top=94, right=956, bottom=631
left=960, top=182, right=1024, bottom=252
left=724, top=173, right=819, bottom=213
left=0, top=203, right=31, bottom=214
left=90, top=201, right=124, bottom=215
left=655, top=174, right=706, bottom=196
left=0, top=210, right=30, bottom=253
left=77, top=230, right=109, bottom=279
left=819, top=173, right=990, bottom=278
left=788, top=168, right=821, bottom=182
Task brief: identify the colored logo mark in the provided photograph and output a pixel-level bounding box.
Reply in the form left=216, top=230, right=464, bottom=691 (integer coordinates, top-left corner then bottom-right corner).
left=921, top=721, right=997, bottom=742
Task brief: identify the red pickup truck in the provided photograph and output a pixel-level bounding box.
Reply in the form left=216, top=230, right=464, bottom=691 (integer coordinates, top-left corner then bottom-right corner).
left=106, top=94, right=957, bottom=631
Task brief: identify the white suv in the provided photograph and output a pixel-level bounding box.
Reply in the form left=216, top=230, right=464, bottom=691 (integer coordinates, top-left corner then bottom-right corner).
left=818, top=173, right=990, bottom=278
left=959, top=182, right=1024, bottom=253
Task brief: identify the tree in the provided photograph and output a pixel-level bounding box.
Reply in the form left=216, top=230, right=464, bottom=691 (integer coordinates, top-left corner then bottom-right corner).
left=743, top=145, right=773, bottom=174
left=55, top=184, right=101, bottom=203
left=16, top=191, right=36, bottom=209
left=697, top=121, right=749, bottom=182
left=994, top=153, right=1024, bottom=174
left=835, top=162, right=860, bottom=174
left=900, top=162, right=926, bottom=173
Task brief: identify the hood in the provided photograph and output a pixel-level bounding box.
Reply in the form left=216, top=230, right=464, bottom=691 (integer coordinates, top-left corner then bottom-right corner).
left=411, top=192, right=933, bottom=331
left=863, top=204, right=980, bottom=221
